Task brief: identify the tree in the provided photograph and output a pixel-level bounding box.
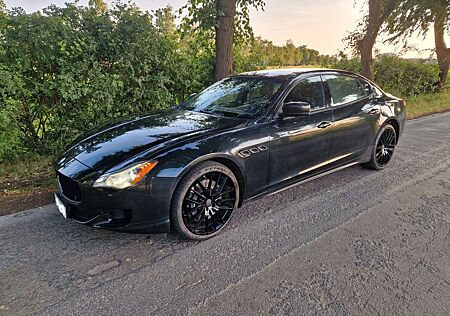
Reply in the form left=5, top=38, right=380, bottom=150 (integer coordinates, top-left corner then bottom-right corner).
left=384, top=0, right=450, bottom=88
left=181, top=0, right=265, bottom=81
left=434, top=4, right=450, bottom=87
left=215, top=0, right=236, bottom=80
left=283, top=40, right=296, bottom=66
left=89, top=0, right=107, bottom=14
left=346, top=0, right=397, bottom=80
left=0, top=0, right=6, bottom=30
left=154, top=5, right=176, bottom=35
left=0, top=0, right=6, bottom=24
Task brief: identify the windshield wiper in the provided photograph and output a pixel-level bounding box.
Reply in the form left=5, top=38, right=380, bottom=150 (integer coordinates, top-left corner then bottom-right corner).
left=198, top=109, right=225, bottom=117
left=199, top=109, right=242, bottom=119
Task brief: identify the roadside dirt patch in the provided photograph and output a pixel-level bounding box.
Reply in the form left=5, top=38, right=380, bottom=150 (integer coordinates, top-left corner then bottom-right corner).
left=0, top=156, right=55, bottom=216
left=0, top=189, right=55, bottom=216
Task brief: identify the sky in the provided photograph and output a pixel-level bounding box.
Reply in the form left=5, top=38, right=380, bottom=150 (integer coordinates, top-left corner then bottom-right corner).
left=5, top=0, right=445, bottom=58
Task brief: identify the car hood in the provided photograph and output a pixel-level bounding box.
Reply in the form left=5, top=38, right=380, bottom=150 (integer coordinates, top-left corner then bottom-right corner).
left=57, top=109, right=243, bottom=174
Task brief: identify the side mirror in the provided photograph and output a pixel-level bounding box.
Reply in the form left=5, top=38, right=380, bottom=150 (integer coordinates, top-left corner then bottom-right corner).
left=282, top=101, right=311, bottom=117
left=188, top=93, right=197, bottom=99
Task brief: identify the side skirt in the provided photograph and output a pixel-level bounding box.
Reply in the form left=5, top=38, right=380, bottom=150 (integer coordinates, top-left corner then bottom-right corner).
left=242, top=161, right=360, bottom=205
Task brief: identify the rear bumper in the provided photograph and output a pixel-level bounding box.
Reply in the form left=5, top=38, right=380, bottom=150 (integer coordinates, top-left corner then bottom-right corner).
left=55, top=174, right=177, bottom=234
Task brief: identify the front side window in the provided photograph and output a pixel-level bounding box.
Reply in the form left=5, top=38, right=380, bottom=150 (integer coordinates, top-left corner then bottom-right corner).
left=181, top=77, right=284, bottom=119
left=284, top=76, right=325, bottom=110
left=360, top=79, right=373, bottom=95
left=324, top=75, right=368, bottom=106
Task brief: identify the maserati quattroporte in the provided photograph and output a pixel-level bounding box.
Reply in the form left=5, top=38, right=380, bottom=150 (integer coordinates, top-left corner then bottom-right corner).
left=54, top=68, right=406, bottom=240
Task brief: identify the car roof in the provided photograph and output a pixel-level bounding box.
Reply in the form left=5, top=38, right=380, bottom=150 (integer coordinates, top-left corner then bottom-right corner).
left=237, top=68, right=355, bottom=81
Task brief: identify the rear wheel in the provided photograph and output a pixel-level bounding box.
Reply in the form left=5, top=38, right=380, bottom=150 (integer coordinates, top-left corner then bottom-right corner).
left=362, top=124, right=397, bottom=170
left=171, top=161, right=239, bottom=240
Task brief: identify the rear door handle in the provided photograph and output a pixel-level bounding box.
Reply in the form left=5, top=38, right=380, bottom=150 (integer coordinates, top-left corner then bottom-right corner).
left=318, top=121, right=332, bottom=129
left=369, top=108, right=380, bottom=115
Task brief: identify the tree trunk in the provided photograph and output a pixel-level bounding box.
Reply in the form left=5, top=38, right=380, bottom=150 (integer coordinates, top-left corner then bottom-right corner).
left=357, top=0, right=396, bottom=80
left=359, top=40, right=375, bottom=79
left=215, top=0, right=236, bottom=81
left=434, top=13, right=450, bottom=89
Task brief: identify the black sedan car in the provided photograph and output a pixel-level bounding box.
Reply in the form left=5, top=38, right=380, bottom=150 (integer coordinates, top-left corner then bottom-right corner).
left=55, top=68, right=406, bottom=240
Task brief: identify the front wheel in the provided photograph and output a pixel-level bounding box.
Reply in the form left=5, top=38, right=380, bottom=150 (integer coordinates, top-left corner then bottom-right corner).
left=361, top=124, right=397, bottom=170
left=170, top=161, right=239, bottom=240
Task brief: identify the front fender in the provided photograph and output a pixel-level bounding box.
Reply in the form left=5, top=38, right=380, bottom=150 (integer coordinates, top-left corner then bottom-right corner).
left=154, top=151, right=245, bottom=179
left=149, top=123, right=270, bottom=202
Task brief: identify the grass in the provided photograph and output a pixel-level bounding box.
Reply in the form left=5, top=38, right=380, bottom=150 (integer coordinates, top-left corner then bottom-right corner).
left=0, top=155, right=54, bottom=196
left=403, top=87, right=450, bottom=119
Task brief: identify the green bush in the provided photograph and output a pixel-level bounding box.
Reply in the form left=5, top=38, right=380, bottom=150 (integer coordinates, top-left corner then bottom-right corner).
left=333, top=55, right=439, bottom=96
left=0, top=106, right=24, bottom=161
left=332, top=57, right=362, bottom=74
left=373, top=55, right=439, bottom=96
left=0, top=3, right=194, bottom=161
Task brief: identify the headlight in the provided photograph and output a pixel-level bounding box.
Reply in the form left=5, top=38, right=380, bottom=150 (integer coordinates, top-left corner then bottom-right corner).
left=93, top=161, right=158, bottom=189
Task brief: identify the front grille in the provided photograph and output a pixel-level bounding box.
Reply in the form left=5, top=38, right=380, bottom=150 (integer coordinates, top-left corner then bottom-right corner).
left=58, top=173, right=81, bottom=202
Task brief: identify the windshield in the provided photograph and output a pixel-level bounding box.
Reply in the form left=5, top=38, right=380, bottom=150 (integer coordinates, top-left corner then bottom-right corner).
left=181, top=77, right=284, bottom=119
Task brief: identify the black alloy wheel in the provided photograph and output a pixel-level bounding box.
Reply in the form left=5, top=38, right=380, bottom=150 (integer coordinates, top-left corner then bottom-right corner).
left=171, top=161, right=239, bottom=240
left=362, top=123, right=397, bottom=170
left=375, top=126, right=396, bottom=167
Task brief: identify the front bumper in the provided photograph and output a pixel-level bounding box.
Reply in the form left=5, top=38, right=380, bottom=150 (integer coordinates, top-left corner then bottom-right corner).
left=55, top=158, right=177, bottom=233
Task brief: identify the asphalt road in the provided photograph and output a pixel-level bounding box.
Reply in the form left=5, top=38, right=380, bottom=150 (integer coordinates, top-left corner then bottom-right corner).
left=1, top=112, right=449, bottom=315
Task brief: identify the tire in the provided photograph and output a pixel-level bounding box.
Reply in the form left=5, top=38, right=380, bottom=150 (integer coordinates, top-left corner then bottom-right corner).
left=361, top=123, right=397, bottom=170
left=170, top=161, right=239, bottom=240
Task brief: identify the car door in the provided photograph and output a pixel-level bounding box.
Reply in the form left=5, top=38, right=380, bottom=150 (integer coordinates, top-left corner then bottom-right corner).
left=269, top=76, right=334, bottom=188
left=323, top=74, right=379, bottom=163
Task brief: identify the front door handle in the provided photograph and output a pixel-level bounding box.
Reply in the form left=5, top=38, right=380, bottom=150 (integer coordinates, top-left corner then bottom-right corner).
left=369, top=108, right=380, bottom=115
left=318, top=121, right=332, bottom=129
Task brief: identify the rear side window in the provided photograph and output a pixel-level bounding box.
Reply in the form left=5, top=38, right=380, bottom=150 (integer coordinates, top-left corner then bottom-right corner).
left=284, top=76, right=325, bottom=110
left=324, top=75, right=368, bottom=106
